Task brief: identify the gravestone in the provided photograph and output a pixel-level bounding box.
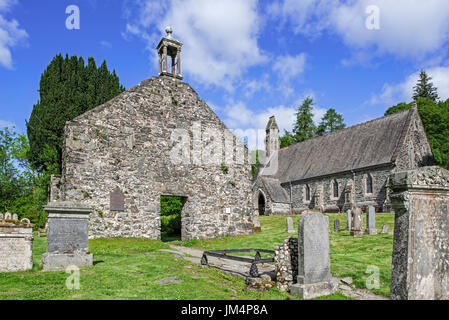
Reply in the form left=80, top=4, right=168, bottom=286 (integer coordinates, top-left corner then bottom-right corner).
left=12, top=214, right=18, bottom=221
left=350, top=207, right=363, bottom=236
left=286, top=217, right=295, bottom=233
left=5, top=212, right=11, bottom=220
left=42, top=201, right=93, bottom=271
left=110, top=188, right=125, bottom=212
left=0, top=213, right=3, bottom=220
left=0, top=221, right=34, bottom=272
left=390, top=166, right=449, bottom=300
left=21, top=218, right=31, bottom=224
left=334, top=219, right=340, bottom=233
left=380, top=224, right=389, bottom=234
left=365, top=206, right=377, bottom=235
left=346, top=210, right=351, bottom=230
left=290, top=212, right=338, bottom=299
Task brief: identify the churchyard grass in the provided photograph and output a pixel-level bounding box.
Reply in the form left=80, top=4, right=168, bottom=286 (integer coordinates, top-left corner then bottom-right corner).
left=0, top=235, right=351, bottom=300
left=176, top=213, right=395, bottom=297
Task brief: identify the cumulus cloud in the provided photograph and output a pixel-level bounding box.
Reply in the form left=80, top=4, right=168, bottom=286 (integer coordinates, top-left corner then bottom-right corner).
left=269, top=0, right=449, bottom=63
left=123, top=0, right=267, bottom=90
left=369, top=66, right=449, bottom=106
left=0, top=0, right=27, bottom=69
left=0, top=119, right=15, bottom=128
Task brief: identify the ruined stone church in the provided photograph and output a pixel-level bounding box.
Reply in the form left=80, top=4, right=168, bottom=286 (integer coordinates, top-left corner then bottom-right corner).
left=51, top=28, right=254, bottom=240
left=253, top=106, right=435, bottom=215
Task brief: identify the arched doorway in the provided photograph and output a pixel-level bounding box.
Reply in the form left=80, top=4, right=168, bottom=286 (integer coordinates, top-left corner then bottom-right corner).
left=258, top=193, right=266, bottom=216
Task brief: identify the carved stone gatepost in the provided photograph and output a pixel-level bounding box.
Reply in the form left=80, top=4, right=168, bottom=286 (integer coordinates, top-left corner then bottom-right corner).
left=42, top=201, right=93, bottom=271
left=390, top=166, right=449, bottom=300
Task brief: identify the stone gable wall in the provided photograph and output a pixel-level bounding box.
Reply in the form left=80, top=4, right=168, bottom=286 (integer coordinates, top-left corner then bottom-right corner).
left=60, top=76, right=253, bottom=240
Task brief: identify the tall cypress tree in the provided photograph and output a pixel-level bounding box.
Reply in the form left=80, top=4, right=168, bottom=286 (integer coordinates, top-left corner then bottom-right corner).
left=26, top=54, right=125, bottom=172
left=292, top=97, right=317, bottom=143
left=413, top=70, right=439, bottom=102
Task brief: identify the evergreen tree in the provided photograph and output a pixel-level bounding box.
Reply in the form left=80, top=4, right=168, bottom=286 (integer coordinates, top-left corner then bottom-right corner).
left=280, top=130, right=295, bottom=148
left=292, top=97, right=316, bottom=142
left=413, top=70, right=439, bottom=102
left=26, top=54, right=125, bottom=172
left=316, top=108, right=346, bottom=136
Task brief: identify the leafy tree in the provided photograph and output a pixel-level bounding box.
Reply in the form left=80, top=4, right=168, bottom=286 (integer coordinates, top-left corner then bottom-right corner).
left=292, top=97, right=317, bottom=143
left=160, top=196, right=184, bottom=234
left=413, top=70, right=439, bottom=102
left=316, top=108, right=346, bottom=136
left=280, top=130, right=296, bottom=148
left=27, top=54, right=125, bottom=173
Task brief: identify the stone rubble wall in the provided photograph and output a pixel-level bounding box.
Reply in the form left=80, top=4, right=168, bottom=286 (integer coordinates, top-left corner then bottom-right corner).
left=0, top=223, right=34, bottom=272
left=60, top=76, right=254, bottom=240
left=274, top=236, right=298, bottom=292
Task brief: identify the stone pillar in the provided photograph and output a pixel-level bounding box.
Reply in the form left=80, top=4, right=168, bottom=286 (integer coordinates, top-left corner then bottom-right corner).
left=158, top=53, right=162, bottom=74
left=390, top=166, right=449, bottom=300
left=350, top=207, right=363, bottom=236
left=176, top=48, right=181, bottom=77
left=0, top=221, right=34, bottom=272
left=346, top=209, right=352, bottom=230
left=42, top=201, right=93, bottom=271
left=365, top=205, right=377, bottom=235
left=163, top=45, right=168, bottom=73
left=290, top=211, right=338, bottom=299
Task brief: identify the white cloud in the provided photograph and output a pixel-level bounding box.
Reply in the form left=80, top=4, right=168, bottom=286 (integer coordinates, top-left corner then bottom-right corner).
left=100, top=40, right=112, bottom=48
left=269, top=0, right=449, bottom=63
left=123, top=0, right=267, bottom=90
left=0, top=119, right=15, bottom=128
left=369, top=66, right=449, bottom=106
left=0, top=0, right=27, bottom=69
left=220, top=100, right=327, bottom=150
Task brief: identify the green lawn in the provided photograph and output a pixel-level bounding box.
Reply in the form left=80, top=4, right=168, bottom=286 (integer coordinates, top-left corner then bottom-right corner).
left=0, top=213, right=394, bottom=300
left=174, top=213, right=395, bottom=297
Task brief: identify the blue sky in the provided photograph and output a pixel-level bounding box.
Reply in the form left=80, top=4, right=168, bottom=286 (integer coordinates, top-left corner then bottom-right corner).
left=2, top=0, right=449, bottom=149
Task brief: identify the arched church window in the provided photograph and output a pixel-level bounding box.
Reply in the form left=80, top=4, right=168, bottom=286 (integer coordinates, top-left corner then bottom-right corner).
left=305, top=185, right=311, bottom=201
left=366, top=174, right=373, bottom=195
left=333, top=180, right=339, bottom=198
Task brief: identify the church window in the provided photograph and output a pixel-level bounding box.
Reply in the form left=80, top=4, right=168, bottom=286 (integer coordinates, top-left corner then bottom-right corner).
left=333, top=179, right=339, bottom=198
left=305, top=185, right=311, bottom=202
left=366, top=174, right=373, bottom=195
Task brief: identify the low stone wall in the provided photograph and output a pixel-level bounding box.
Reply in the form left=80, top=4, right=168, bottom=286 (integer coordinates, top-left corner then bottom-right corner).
left=274, top=236, right=298, bottom=291
left=0, top=222, right=34, bottom=272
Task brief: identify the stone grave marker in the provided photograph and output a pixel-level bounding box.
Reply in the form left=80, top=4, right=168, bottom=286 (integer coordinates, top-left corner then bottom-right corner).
left=350, top=207, right=363, bottom=236
left=290, top=211, right=338, bottom=299
left=334, top=219, right=340, bottom=233
left=21, top=218, right=31, bottom=224
left=365, top=206, right=377, bottom=235
left=390, top=166, right=449, bottom=300
left=42, top=201, right=93, bottom=271
left=380, top=224, right=391, bottom=234
left=0, top=220, right=34, bottom=272
left=0, top=213, right=3, bottom=220
left=346, top=209, right=351, bottom=230
left=286, top=217, right=295, bottom=233
left=252, top=216, right=261, bottom=233
left=5, top=212, right=11, bottom=220
left=12, top=214, right=18, bottom=221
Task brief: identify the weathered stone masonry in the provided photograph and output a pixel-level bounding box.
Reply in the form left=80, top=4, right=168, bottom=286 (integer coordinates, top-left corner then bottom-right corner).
left=0, top=221, right=34, bottom=272
left=58, top=76, right=253, bottom=240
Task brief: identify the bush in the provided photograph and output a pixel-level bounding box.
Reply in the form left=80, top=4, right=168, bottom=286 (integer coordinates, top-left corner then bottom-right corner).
left=161, top=213, right=181, bottom=234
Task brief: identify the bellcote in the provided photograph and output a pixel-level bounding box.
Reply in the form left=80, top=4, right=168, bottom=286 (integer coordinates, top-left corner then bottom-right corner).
left=157, top=26, right=183, bottom=80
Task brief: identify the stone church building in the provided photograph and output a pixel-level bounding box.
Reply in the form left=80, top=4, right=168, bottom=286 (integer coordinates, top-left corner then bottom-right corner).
left=253, top=106, right=434, bottom=215
left=51, top=28, right=254, bottom=240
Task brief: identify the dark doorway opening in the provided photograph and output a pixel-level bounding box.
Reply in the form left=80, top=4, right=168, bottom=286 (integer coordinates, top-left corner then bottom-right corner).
left=160, top=195, right=187, bottom=242
left=258, top=193, right=266, bottom=216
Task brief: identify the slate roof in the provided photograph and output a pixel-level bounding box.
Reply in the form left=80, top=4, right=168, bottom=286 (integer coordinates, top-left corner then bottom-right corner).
left=260, top=108, right=414, bottom=184
left=261, top=177, right=290, bottom=203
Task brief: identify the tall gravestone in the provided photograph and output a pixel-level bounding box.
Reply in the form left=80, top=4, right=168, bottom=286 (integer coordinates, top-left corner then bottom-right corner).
left=290, top=212, right=338, bottom=299
left=390, top=166, right=449, bottom=300
left=0, top=220, right=34, bottom=272
left=346, top=209, right=351, bottom=231
left=365, top=206, right=377, bottom=235
left=286, top=217, right=295, bottom=233
left=350, top=207, right=363, bottom=236
left=42, top=201, right=93, bottom=271
left=334, top=219, right=340, bottom=233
